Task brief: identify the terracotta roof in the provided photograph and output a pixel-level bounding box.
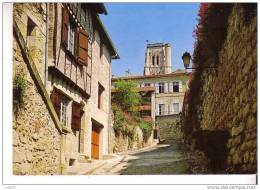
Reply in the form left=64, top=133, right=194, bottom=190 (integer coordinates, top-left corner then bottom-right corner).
left=112, top=71, right=191, bottom=81
left=111, top=86, right=155, bottom=93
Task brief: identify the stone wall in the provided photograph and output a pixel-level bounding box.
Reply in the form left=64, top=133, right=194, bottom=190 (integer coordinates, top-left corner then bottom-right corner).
left=188, top=4, right=256, bottom=173
left=111, top=124, right=153, bottom=153
left=156, top=115, right=184, bottom=141
left=13, top=14, right=61, bottom=174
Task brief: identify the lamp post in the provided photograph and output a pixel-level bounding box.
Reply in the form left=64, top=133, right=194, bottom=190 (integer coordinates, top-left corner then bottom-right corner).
left=182, top=51, right=217, bottom=71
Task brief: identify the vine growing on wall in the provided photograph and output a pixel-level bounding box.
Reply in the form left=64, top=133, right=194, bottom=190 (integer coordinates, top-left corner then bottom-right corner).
left=13, top=73, right=27, bottom=112
left=184, top=3, right=233, bottom=137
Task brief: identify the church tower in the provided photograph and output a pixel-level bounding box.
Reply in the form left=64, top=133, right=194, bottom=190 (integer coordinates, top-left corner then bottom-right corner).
left=144, top=43, right=172, bottom=76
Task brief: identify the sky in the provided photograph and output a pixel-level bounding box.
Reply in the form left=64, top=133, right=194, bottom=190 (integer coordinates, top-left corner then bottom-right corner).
left=100, top=3, right=200, bottom=77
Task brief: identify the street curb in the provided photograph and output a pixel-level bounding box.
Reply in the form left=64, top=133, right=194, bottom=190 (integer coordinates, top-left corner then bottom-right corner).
left=121, top=141, right=159, bottom=155
left=83, top=155, right=125, bottom=175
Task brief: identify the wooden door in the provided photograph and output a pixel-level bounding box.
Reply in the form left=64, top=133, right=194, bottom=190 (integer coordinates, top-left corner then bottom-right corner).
left=91, top=125, right=100, bottom=159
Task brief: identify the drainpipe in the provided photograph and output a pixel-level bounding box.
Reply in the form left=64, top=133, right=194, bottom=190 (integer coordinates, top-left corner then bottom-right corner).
left=44, top=3, right=49, bottom=87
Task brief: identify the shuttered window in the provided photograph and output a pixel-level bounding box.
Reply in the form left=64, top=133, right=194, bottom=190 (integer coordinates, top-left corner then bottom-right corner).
left=76, top=28, right=88, bottom=66
left=71, top=102, right=81, bottom=131
left=50, top=90, right=62, bottom=118
left=61, top=7, right=69, bottom=46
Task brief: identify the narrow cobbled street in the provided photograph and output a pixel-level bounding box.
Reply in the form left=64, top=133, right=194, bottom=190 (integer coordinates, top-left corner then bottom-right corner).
left=91, top=142, right=191, bottom=175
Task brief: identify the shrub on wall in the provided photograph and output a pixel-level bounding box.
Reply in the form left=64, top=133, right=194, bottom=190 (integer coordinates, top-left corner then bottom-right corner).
left=139, top=120, right=153, bottom=141
left=13, top=73, right=27, bottom=111
left=112, top=80, right=141, bottom=112
left=112, top=104, right=126, bottom=136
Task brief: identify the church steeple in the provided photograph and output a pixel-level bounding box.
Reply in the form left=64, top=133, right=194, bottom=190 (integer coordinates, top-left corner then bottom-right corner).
left=144, top=43, right=172, bottom=76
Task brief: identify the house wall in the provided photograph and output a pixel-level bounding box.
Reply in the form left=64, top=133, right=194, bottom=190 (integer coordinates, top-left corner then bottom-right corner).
left=13, top=3, right=61, bottom=175
left=48, top=3, right=112, bottom=164
left=112, top=73, right=190, bottom=141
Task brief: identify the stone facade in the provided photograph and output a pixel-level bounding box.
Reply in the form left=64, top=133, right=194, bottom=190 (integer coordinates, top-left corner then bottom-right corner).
left=112, top=71, right=191, bottom=141
left=184, top=4, right=257, bottom=173
left=13, top=3, right=118, bottom=174
left=144, top=43, right=172, bottom=75
left=13, top=3, right=61, bottom=175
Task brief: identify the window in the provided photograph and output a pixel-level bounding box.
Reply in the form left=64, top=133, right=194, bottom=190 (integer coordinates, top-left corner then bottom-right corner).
left=157, top=55, right=159, bottom=65
left=173, top=81, right=179, bottom=92
left=159, top=104, right=165, bottom=115
left=50, top=90, right=69, bottom=127
left=26, top=17, right=36, bottom=49
left=152, top=56, right=155, bottom=66
left=158, top=82, right=165, bottom=93
left=67, top=21, right=75, bottom=54
left=100, top=42, right=103, bottom=58
left=60, top=97, right=69, bottom=126
left=144, top=83, right=151, bottom=87
left=98, top=83, right=104, bottom=109
left=173, top=103, right=179, bottom=114
left=61, top=7, right=89, bottom=66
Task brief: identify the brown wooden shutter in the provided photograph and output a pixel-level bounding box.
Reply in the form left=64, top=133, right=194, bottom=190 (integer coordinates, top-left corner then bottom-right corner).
left=50, top=90, right=61, bottom=118
left=61, top=7, right=69, bottom=46
left=71, top=102, right=81, bottom=131
left=77, top=28, right=88, bottom=66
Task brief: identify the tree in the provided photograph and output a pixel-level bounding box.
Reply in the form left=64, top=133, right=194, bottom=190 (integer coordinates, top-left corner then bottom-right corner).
left=112, top=80, right=141, bottom=112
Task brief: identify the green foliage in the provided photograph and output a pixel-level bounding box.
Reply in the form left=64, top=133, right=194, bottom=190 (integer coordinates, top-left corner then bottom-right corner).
left=139, top=120, right=153, bottom=141
left=13, top=73, right=27, bottom=107
left=112, top=80, right=141, bottom=112
left=112, top=104, right=126, bottom=135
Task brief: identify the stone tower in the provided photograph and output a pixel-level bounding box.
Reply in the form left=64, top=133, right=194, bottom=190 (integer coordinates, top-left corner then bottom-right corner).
left=144, top=43, right=172, bottom=75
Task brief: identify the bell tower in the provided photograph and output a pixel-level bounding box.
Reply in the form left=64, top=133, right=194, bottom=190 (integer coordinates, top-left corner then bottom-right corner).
left=144, top=43, right=172, bottom=76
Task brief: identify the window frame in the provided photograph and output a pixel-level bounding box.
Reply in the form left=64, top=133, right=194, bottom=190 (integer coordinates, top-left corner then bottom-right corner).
left=173, top=103, right=180, bottom=114
left=159, top=104, right=165, bottom=115
left=98, top=83, right=105, bottom=110
left=158, top=82, right=165, bottom=93
left=67, top=19, right=76, bottom=55
left=173, top=81, right=179, bottom=92
left=60, top=96, right=69, bottom=127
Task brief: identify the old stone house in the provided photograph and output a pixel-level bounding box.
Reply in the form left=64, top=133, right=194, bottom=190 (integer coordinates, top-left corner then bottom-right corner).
left=13, top=3, right=118, bottom=175
left=112, top=43, right=191, bottom=141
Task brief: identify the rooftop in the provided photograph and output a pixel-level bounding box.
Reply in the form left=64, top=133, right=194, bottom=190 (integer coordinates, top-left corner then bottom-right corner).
left=112, top=70, right=191, bottom=81
left=147, top=42, right=170, bottom=48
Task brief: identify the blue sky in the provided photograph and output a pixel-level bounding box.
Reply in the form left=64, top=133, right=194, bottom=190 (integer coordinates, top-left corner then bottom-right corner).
left=100, top=3, right=200, bottom=77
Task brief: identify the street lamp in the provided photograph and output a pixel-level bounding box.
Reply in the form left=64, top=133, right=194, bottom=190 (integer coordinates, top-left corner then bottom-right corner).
left=182, top=52, right=192, bottom=69
left=182, top=51, right=217, bottom=71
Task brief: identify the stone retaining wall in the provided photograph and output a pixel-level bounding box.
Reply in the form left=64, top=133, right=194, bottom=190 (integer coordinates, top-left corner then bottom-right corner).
left=13, top=3, right=61, bottom=175
left=194, top=4, right=257, bottom=173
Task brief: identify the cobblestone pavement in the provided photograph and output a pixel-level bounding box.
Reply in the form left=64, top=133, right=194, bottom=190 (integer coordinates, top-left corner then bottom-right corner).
left=91, top=142, right=191, bottom=175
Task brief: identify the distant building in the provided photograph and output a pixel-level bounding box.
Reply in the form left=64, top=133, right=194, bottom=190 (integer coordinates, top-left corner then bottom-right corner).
left=144, top=43, right=172, bottom=75
left=112, top=42, right=191, bottom=141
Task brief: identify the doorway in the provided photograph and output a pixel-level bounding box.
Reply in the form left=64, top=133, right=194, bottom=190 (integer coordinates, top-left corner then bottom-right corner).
left=91, top=120, right=102, bottom=159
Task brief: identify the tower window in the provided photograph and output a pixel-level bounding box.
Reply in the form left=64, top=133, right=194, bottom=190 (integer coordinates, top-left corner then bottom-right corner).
left=157, top=55, right=159, bottom=66
left=152, top=56, right=155, bottom=66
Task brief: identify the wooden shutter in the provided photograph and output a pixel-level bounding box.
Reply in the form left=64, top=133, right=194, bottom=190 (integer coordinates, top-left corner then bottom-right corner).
left=77, top=28, right=88, bottom=66
left=61, top=7, right=69, bottom=46
left=50, top=90, right=61, bottom=118
left=71, top=102, right=81, bottom=131
left=179, top=81, right=183, bottom=92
